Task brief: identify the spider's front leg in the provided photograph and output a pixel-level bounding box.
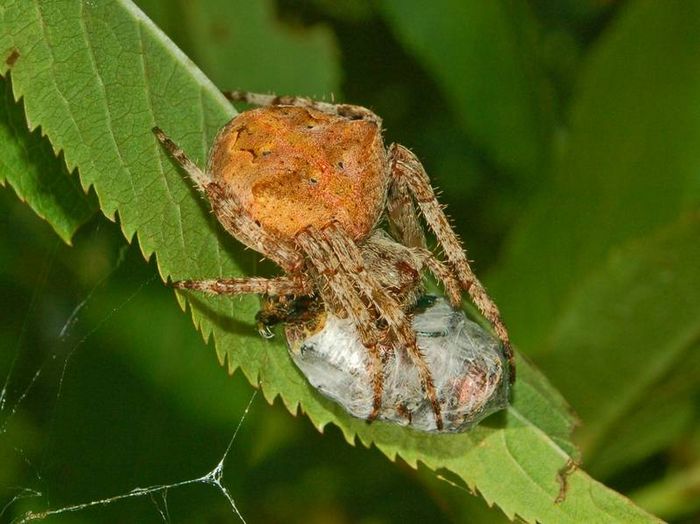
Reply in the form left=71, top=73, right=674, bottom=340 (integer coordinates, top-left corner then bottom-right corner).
left=299, top=223, right=444, bottom=430
left=173, top=276, right=311, bottom=339
left=153, top=127, right=209, bottom=192
left=296, top=227, right=386, bottom=422
left=389, top=144, right=514, bottom=379
left=173, top=276, right=309, bottom=296
left=418, top=252, right=463, bottom=308
left=222, top=90, right=381, bottom=124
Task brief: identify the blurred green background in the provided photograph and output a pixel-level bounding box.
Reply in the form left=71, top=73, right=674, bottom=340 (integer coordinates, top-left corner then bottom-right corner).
left=1, top=0, right=699, bottom=522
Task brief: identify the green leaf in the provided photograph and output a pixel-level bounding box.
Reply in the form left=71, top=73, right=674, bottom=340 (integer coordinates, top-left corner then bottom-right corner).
left=631, top=459, right=700, bottom=521
left=490, top=0, right=700, bottom=354
left=539, top=214, right=700, bottom=468
left=0, top=74, right=95, bottom=243
left=380, top=0, right=552, bottom=183
left=583, top=339, right=700, bottom=479
left=136, top=0, right=339, bottom=97
left=0, top=1, right=658, bottom=521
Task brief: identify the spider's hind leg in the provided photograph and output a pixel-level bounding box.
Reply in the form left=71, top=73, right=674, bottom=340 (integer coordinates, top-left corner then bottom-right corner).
left=386, top=174, right=427, bottom=250
left=386, top=176, right=462, bottom=307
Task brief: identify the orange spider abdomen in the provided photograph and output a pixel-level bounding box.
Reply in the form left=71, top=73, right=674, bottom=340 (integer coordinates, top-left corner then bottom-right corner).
left=207, top=106, right=388, bottom=241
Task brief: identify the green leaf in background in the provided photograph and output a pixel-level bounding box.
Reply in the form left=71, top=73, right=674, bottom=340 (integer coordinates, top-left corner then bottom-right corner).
left=0, top=75, right=95, bottom=243
left=136, top=0, right=339, bottom=97
left=589, top=357, right=698, bottom=483
left=540, top=213, right=700, bottom=471
left=0, top=0, right=659, bottom=522
left=582, top=337, right=700, bottom=483
left=490, top=0, right=700, bottom=354
left=630, top=426, right=700, bottom=521
left=380, top=0, right=552, bottom=185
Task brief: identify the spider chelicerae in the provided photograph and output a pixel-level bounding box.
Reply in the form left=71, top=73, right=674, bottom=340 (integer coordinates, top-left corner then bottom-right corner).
left=153, top=91, right=514, bottom=431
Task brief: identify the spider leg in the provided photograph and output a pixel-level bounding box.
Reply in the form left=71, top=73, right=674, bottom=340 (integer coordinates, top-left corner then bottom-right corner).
left=296, top=228, right=385, bottom=422
left=174, top=276, right=311, bottom=338
left=153, top=127, right=210, bottom=192
left=386, top=174, right=427, bottom=249
left=361, top=230, right=425, bottom=308
left=173, top=276, right=309, bottom=296
left=389, top=143, right=514, bottom=379
left=175, top=277, right=315, bottom=339
left=320, top=223, right=444, bottom=430
left=417, top=250, right=463, bottom=308
left=223, top=90, right=381, bottom=124
left=386, top=177, right=463, bottom=305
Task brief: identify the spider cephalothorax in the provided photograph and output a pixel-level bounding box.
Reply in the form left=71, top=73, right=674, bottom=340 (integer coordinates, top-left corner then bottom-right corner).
left=154, top=91, right=513, bottom=431
left=207, top=103, right=387, bottom=241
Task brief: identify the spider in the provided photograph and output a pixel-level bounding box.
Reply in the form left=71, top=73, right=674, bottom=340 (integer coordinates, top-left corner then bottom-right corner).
left=153, top=91, right=513, bottom=431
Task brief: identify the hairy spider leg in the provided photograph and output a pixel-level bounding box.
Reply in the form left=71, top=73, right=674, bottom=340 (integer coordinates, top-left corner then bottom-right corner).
left=386, top=174, right=427, bottom=250
left=385, top=177, right=463, bottom=306
left=319, top=223, right=444, bottom=430
left=416, top=250, right=463, bottom=308
left=223, top=90, right=382, bottom=124
left=389, top=144, right=515, bottom=380
left=296, top=228, right=385, bottom=422
left=173, top=276, right=309, bottom=296
left=152, top=127, right=210, bottom=192
left=174, top=276, right=311, bottom=338
left=385, top=174, right=463, bottom=307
